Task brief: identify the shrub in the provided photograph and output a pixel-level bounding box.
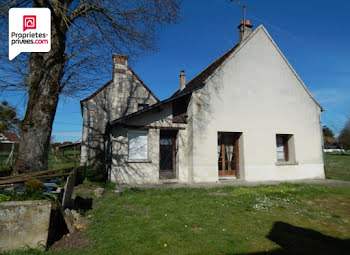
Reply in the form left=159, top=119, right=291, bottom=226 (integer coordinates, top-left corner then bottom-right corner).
left=24, top=179, right=45, bottom=193
left=0, top=189, right=58, bottom=202
left=76, top=166, right=107, bottom=184
left=0, top=193, right=10, bottom=202
left=0, top=166, right=12, bottom=177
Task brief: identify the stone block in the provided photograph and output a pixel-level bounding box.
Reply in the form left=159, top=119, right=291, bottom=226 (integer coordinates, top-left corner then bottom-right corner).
left=0, top=200, right=52, bottom=251
left=62, top=168, right=78, bottom=209
left=93, top=187, right=104, bottom=197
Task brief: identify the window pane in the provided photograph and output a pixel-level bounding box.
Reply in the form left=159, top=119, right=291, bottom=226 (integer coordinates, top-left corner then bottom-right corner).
left=277, top=151, right=285, bottom=160
left=276, top=135, right=285, bottom=160
left=128, top=131, right=147, bottom=159
left=160, top=138, right=172, bottom=145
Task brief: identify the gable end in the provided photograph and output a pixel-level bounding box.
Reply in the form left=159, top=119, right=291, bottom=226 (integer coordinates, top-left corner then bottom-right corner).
left=81, top=66, right=159, bottom=103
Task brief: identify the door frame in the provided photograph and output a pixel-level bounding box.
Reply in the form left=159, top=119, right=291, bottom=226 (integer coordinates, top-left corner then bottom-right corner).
left=159, top=130, right=178, bottom=179
left=218, top=132, right=241, bottom=178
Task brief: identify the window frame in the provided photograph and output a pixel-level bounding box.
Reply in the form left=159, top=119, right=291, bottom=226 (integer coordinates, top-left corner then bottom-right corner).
left=276, top=134, right=294, bottom=163
left=127, top=129, right=148, bottom=160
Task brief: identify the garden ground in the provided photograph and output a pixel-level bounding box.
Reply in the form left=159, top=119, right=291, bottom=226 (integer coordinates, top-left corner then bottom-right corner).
left=2, top=152, right=350, bottom=255
left=5, top=183, right=349, bottom=255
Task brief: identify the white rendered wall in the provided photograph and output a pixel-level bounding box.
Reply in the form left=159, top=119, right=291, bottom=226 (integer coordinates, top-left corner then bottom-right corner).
left=190, top=26, right=324, bottom=182
left=110, top=103, right=189, bottom=184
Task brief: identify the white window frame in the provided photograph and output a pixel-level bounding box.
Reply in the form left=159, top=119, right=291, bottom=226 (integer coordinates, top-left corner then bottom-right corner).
left=275, top=134, right=297, bottom=165
left=128, top=130, right=148, bottom=160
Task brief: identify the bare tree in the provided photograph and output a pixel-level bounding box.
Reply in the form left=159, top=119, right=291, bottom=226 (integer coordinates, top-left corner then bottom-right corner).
left=0, top=100, right=21, bottom=134
left=338, top=115, right=350, bottom=151
left=0, top=0, right=180, bottom=173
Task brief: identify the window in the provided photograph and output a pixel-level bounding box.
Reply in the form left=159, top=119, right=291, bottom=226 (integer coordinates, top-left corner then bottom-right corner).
left=172, top=95, right=190, bottom=123
left=276, top=134, right=294, bottom=162
left=128, top=130, right=148, bottom=160
left=138, top=103, right=149, bottom=111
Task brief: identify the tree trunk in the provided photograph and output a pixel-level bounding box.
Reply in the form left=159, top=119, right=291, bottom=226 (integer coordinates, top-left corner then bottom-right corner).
left=16, top=65, right=61, bottom=172
left=15, top=3, right=67, bottom=173
left=15, top=50, right=64, bottom=172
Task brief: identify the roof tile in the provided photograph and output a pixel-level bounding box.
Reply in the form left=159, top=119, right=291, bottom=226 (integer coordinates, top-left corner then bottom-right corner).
left=2, top=132, right=20, bottom=143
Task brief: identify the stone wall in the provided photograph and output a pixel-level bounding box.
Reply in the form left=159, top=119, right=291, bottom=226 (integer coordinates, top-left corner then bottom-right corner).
left=80, top=55, right=158, bottom=167
left=0, top=200, right=52, bottom=251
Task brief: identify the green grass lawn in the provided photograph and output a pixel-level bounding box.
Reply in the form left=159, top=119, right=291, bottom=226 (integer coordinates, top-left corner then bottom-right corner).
left=0, top=149, right=80, bottom=172
left=2, top=151, right=350, bottom=254
left=48, top=150, right=80, bottom=169
left=40, top=183, right=347, bottom=255
left=325, top=152, right=350, bottom=181
left=0, top=151, right=16, bottom=170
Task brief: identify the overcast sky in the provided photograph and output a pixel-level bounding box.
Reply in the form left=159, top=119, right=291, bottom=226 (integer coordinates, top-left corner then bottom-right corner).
left=2, top=0, right=350, bottom=142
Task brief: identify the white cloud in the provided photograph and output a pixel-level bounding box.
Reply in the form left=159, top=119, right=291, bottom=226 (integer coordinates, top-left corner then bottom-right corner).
left=53, top=132, right=81, bottom=137
left=312, top=89, right=348, bottom=105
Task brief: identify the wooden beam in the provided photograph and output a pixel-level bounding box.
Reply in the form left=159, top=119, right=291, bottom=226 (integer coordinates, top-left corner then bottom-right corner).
left=0, top=166, right=73, bottom=180
left=0, top=172, right=71, bottom=185
left=123, top=124, right=185, bottom=130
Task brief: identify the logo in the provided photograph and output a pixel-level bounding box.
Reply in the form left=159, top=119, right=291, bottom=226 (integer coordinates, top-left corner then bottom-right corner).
left=23, top=15, right=36, bottom=31
left=9, top=8, right=51, bottom=60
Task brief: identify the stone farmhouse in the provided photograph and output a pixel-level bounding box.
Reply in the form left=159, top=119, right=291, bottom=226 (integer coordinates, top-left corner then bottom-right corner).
left=80, top=21, right=325, bottom=184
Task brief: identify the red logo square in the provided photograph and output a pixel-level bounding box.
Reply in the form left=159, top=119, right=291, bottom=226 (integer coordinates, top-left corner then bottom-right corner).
left=23, top=15, right=36, bottom=31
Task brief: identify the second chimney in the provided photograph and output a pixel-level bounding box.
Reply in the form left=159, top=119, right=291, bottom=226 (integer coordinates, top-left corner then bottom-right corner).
left=112, top=54, right=129, bottom=76
left=238, top=19, right=254, bottom=42
left=180, top=70, right=186, bottom=90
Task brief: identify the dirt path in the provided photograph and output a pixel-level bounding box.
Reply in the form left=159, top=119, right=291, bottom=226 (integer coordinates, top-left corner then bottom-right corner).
left=50, top=231, right=91, bottom=253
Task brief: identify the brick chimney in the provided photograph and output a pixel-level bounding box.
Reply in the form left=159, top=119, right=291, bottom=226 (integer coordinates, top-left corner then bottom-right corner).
left=112, top=54, right=129, bottom=75
left=238, top=19, right=253, bottom=42
left=179, top=70, right=186, bottom=90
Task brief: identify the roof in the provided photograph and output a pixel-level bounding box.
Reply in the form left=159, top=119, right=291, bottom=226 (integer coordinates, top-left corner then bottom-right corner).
left=110, top=43, right=239, bottom=125
left=111, top=24, right=323, bottom=125
left=0, top=132, right=20, bottom=143
left=110, top=43, right=241, bottom=126
left=173, top=25, right=322, bottom=110
left=58, top=138, right=82, bottom=149
left=127, top=67, right=160, bottom=102
left=109, top=85, right=202, bottom=126
left=171, top=43, right=240, bottom=98
left=81, top=66, right=159, bottom=103
left=80, top=80, right=112, bottom=103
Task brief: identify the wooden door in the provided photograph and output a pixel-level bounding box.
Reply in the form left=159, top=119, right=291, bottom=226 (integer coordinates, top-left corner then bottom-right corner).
left=159, top=130, right=177, bottom=179
left=218, top=133, right=240, bottom=177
